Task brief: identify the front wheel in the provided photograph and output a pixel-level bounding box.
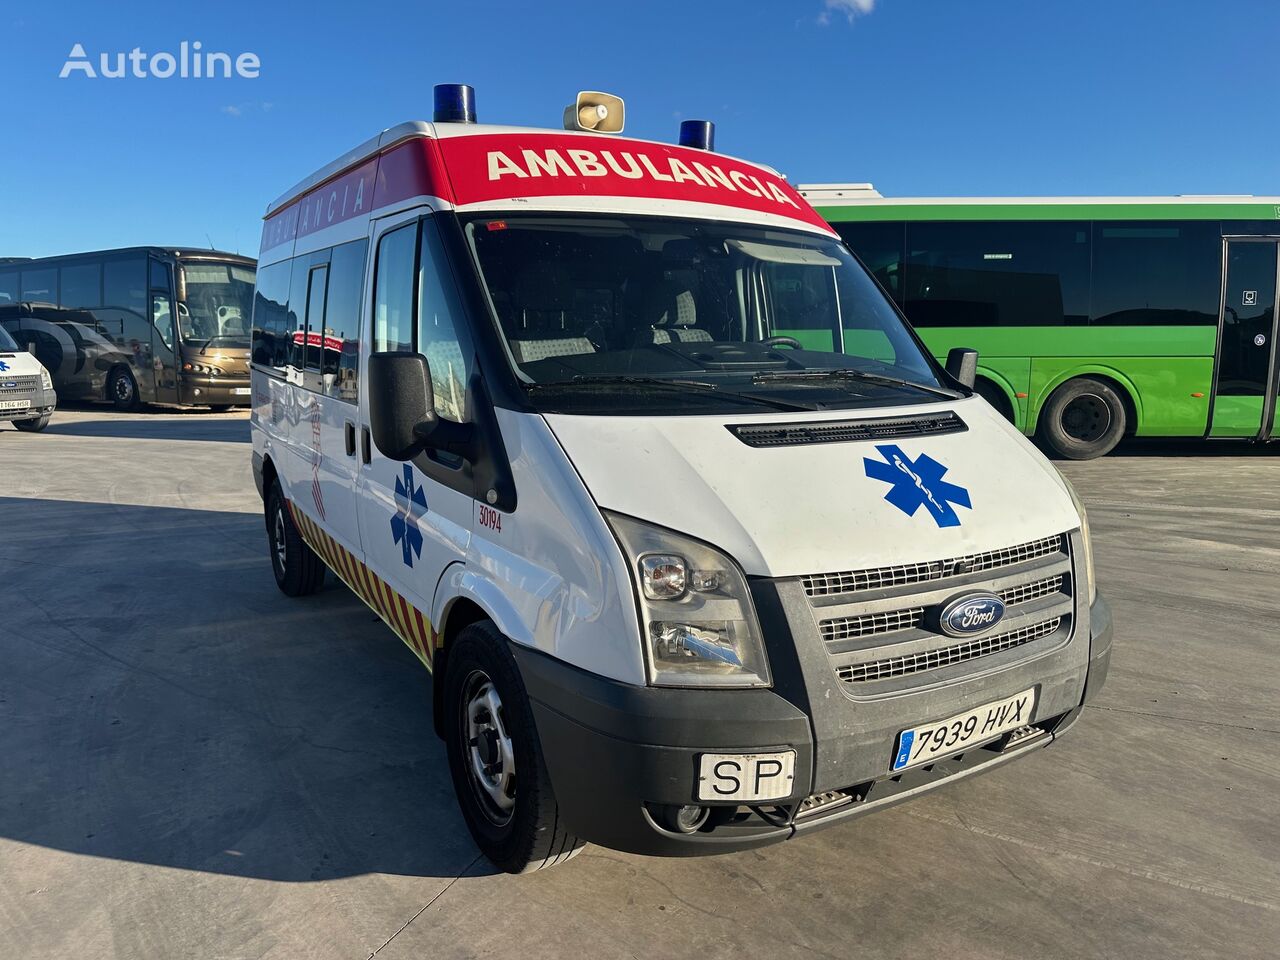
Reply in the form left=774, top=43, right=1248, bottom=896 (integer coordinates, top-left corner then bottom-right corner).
left=13, top=414, right=51, bottom=432
left=108, top=367, right=140, bottom=411
left=1037, top=377, right=1128, bottom=460
left=265, top=480, right=326, bottom=596
left=444, top=622, right=583, bottom=873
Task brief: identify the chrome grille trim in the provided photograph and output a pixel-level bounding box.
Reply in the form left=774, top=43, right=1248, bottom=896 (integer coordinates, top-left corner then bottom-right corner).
left=1001, top=575, right=1063, bottom=606
left=836, top=617, right=1063, bottom=683
left=821, top=607, right=924, bottom=643
left=0, top=375, right=39, bottom=394
left=802, top=535, right=1066, bottom=598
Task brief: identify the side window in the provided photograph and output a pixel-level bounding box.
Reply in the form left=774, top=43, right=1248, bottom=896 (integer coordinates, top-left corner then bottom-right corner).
left=20, top=268, right=56, bottom=302
left=251, top=259, right=292, bottom=370
left=323, top=239, right=367, bottom=403
left=836, top=221, right=905, bottom=301
left=60, top=261, right=102, bottom=309
left=374, top=223, right=416, bottom=352
left=103, top=258, right=147, bottom=319
left=417, top=218, right=472, bottom=422
left=150, top=261, right=175, bottom=351
left=903, top=221, right=1090, bottom=327
left=0, top=269, right=17, bottom=304
left=286, top=253, right=313, bottom=372
left=1090, top=221, right=1221, bottom=326
left=304, top=265, right=328, bottom=372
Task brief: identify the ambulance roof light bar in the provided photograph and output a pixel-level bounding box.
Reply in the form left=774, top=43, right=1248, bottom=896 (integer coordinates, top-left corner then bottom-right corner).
left=434, top=83, right=477, bottom=124
left=678, top=119, right=715, bottom=152
left=563, top=91, right=624, bottom=133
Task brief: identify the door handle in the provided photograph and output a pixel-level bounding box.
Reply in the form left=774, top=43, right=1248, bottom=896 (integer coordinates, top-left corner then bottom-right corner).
left=344, top=420, right=356, bottom=457
left=361, top=425, right=372, bottom=464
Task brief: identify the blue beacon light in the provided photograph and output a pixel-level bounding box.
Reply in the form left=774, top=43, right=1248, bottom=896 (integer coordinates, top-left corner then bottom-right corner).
left=678, top=120, right=715, bottom=151
left=434, top=84, right=477, bottom=124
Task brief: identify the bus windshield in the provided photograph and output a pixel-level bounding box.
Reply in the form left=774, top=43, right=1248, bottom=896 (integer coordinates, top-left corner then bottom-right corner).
left=179, top=259, right=255, bottom=347
left=463, top=214, right=948, bottom=413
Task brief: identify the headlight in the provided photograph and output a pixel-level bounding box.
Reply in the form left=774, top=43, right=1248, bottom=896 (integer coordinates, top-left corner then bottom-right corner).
left=40, top=368, right=52, bottom=390
left=605, top=511, right=772, bottom=688
left=1060, top=476, right=1097, bottom=605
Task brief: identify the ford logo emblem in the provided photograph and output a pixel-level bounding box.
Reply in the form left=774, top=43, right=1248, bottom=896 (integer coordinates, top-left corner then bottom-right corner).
left=1, top=381, right=16, bottom=389
left=939, top=592, right=1005, bottom=637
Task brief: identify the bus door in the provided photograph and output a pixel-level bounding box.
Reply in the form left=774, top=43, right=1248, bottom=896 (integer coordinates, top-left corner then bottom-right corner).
left=149, top=258, right=180, bottom=404
left=1210, top=239, right=1280, bottom=439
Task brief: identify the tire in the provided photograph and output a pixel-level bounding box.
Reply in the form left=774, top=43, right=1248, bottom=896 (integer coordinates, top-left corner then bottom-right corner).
left=108, top=367, right=140, bottom=411
left=1038, top=377, right=1127, bottom=460
left=444, top=622, right=583, bottom=873
left=209, top=405, right=233, bottom=413
left=265, top=479, right=326, bottom=597
left=13, top=414, right=51, bottom=432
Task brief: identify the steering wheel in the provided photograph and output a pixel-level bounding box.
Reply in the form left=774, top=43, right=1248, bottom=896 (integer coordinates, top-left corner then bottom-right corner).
left=760, top=335, right=802, bottom=349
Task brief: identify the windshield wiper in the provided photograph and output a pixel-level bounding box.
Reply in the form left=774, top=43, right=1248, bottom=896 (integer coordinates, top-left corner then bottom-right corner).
left=751, top=367, right=960, bottom=400
left=199, top=335, right=249, bottom=354
left=526, top=375, right=814, bottom=411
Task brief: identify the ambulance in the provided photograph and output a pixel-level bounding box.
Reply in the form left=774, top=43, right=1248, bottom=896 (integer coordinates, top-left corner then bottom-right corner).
left=250, top=85, right=1113, bottom=873
left=0, top=324, right=56, bottom=431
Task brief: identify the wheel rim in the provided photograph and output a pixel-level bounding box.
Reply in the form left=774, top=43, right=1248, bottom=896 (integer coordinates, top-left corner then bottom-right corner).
left=1061, top=394, right=1111, bottom=443
left=461, top=671, right=516, bottom=825
left=272, top=506, right=287, bottom=577
left=113, top=373, right=133, bottom=403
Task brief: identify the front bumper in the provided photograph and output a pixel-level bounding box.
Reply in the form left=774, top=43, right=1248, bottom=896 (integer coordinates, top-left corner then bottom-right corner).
left=179, top=376, right=251, bottom=406
left=520, top=592, right=1112, bottom=857
left=0, top=384, right=56, bottom=422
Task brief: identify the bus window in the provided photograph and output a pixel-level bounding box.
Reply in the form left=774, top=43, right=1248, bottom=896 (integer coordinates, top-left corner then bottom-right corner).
left=1090, top=221, right=1221, bottom=326
left=103, top=258, right=147, bottom=318
left=903, top=221, right=1090, bottom=327
left=60, top=261, right=102, bottom=309
left=0, top=269, right=16, bottom=304
left=835, top=221, right=905, bottom=301
left=21, top=268, right=56, bottom=302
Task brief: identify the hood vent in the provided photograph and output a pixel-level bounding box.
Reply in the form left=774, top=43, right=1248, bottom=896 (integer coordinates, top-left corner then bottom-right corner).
left=728, top=411, right=967, bottom=449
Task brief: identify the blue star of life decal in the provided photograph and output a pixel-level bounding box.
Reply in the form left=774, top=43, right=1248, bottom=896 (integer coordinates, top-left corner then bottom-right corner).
left=863, top=444, right=972, bottom=528
left=0, top=361, right=9, bottom=372
left=390, top=464, right=427, bottom=567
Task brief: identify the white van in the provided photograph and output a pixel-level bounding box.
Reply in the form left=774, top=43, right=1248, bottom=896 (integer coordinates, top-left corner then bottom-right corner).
left=250, top=86, right=1112, bottom=873
left=0, top=324, right=56, bottom=431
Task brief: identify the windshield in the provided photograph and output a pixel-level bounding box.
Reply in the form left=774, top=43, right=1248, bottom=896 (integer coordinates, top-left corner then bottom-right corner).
left=0, top=324, right=17, bottom=351
left=178, top=260, right=256, bottom=346
left=463, top=214, right=949, bottom=414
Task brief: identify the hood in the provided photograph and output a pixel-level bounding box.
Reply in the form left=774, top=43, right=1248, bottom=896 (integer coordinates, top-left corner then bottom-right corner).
left=0, top=351, right=48, bottom=378
left=544, top=396, right=1079, bottom=579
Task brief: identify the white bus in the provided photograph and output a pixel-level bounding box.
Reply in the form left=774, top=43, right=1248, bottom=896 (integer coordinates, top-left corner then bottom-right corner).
left=251, top=85, right=1112, bottom=873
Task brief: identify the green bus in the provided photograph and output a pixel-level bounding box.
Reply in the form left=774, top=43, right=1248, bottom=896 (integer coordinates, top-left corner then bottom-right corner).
left=800, top=185, right=1280, bottom=458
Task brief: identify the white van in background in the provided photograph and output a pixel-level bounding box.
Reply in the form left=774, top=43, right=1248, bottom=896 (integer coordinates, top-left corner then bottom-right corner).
left=0, top=324, right=56, bottom=431
left=250, top=85, right=1112, bottom=873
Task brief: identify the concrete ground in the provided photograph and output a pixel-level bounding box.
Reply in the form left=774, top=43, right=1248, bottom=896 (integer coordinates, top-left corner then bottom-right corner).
left=0, top=407, right=1276, bottom=960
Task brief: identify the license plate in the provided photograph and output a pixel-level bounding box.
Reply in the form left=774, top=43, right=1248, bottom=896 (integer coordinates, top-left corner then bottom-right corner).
left=0, top=399, right=29, bottom=411
left=697, top=751, right=796, bottom=802
left=232, top=387, right=251, bottom=395
left=892, top=688, right=1036, bottom=773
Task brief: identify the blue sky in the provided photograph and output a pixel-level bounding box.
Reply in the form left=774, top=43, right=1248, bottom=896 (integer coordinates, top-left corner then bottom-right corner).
left=3, top=0, right=1278, bottom=258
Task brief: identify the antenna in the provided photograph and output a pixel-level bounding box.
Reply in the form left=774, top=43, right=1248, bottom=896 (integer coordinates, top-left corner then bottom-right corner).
left=206, top=233, right=215, bottom=250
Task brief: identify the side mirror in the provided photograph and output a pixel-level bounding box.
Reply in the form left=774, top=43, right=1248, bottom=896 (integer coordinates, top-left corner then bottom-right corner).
left=944, top=347, right=978, bottom=389
left=27, top=341, right=37, bottom=355
left=368, top=352, right=437, bottom=461
left=175, top=265, right=187, bottom=305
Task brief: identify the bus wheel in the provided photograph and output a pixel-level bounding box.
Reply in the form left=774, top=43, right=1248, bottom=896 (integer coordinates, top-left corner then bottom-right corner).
left=209, top=405, right=233, bottom=413
left=13, top=414, right=51, bottom=432
left=444, top=621, right=583, bottom=874
left=1038, top=377, right=1127, bottom=460
left=108, top=367, right=140, bottom=411
left=265, top=480, right=325, bottom=596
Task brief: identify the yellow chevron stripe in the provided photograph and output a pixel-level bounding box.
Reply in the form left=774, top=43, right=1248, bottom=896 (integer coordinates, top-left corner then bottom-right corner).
left=288, top=499, right=433, bottom=671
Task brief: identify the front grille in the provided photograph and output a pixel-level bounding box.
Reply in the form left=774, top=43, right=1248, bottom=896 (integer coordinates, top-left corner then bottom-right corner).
left=836, top=617, right=1062, bottom=683
left=728, top=411, right=966, bottom=449
left=1001, top=575, right=1063, bottom=606
left=802, top=534, right=1066, bottom=598
left=821, top=607, right=924, bottom=643
left=0, top=374, right=39, bottom=395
